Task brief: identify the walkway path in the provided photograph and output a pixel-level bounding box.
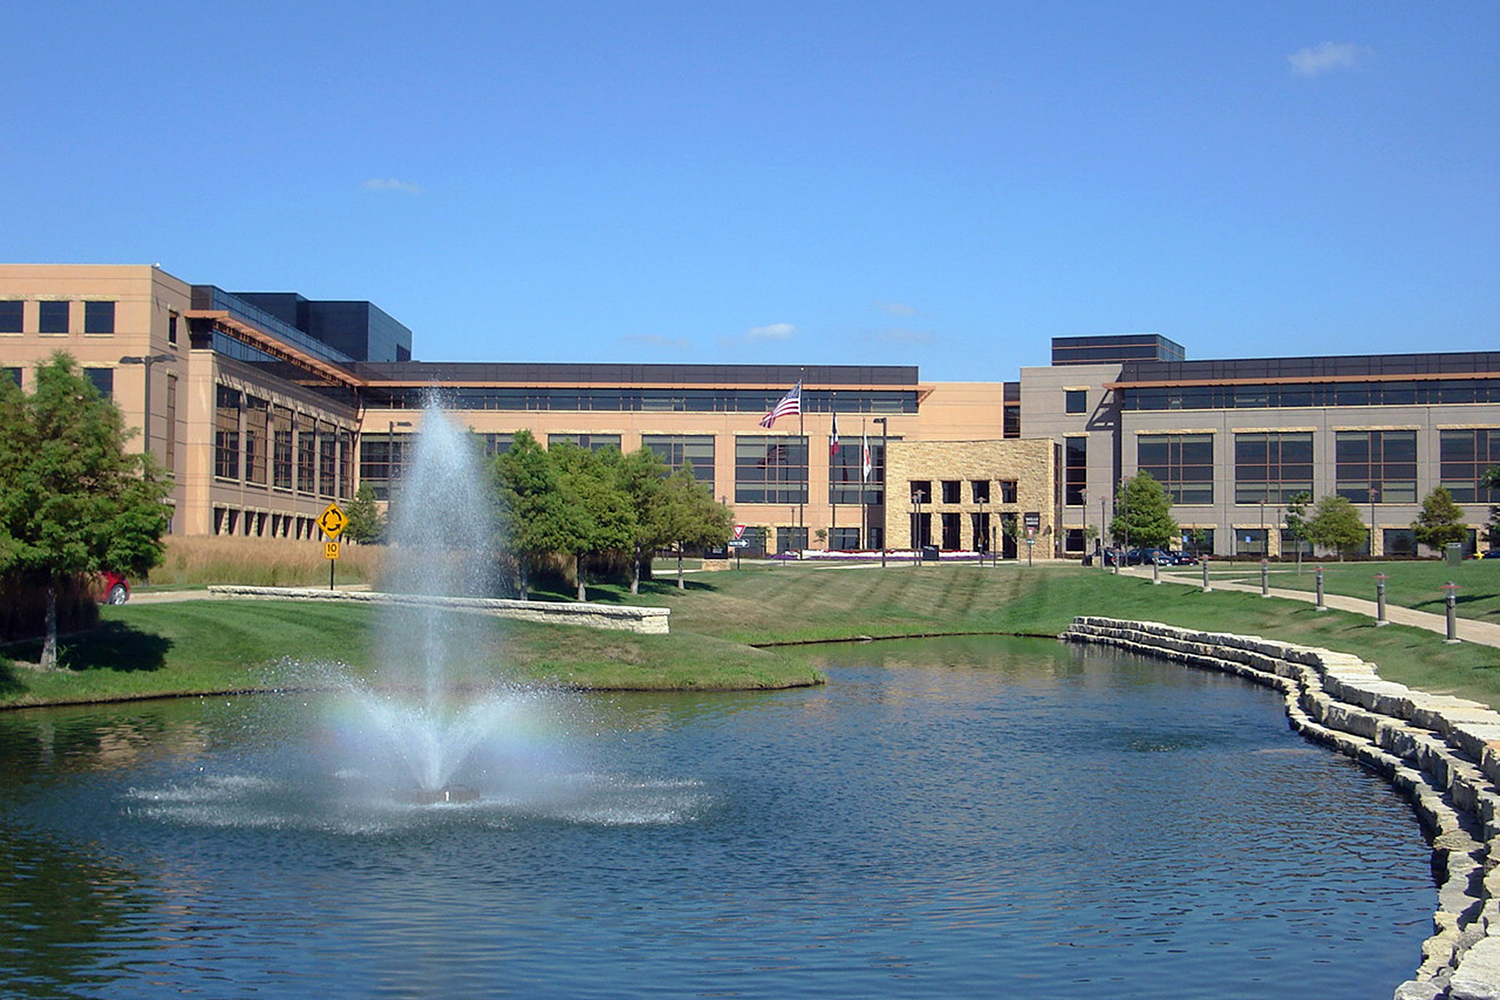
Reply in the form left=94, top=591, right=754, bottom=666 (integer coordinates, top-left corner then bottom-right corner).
left=1122, top=565, right=1500, bottom=650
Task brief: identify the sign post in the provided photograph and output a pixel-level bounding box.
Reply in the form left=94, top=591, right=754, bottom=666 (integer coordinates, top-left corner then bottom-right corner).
left=318, top=502, right=347, bottom=590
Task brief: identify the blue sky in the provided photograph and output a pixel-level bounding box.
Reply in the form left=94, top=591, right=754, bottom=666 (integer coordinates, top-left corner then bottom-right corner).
left=7, top=2, right=1497, bottom=379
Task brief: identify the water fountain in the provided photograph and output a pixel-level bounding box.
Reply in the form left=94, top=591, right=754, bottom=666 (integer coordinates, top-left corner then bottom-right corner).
left=339, top=399, right=524, bottom=806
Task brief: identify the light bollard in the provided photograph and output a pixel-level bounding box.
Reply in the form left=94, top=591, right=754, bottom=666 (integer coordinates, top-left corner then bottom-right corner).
left=1375, top=573, right=1388, bottom=626
left=1444, top=582, right=1460, bottom=643
left=1152, top=558, right=1160, bottom=585
left=1201, top=559, right=1210, bottom=592
left=1315, top=567, right=1325, bottom=610
left=1260, top=558, right=1269, bottom=597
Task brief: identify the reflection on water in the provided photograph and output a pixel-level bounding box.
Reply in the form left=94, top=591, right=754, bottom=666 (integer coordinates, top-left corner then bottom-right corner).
left=0, top=636, right=1432, bottom=999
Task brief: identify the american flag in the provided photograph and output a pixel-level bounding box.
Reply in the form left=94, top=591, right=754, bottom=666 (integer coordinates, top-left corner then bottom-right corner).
left=759, top=382, right=801, bottom=429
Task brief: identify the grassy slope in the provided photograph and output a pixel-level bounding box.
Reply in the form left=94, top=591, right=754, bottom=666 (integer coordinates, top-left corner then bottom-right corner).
left=0, top=597, right=821, bottom=707
left=3, top=562, right=1498, bottom=709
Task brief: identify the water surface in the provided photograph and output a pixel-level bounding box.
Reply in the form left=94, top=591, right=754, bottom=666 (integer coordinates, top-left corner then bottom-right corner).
left=0, top=636, right=1432, bottom=999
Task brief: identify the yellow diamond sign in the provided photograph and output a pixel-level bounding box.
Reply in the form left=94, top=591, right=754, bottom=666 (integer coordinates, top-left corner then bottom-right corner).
left=317, top=502, right=348, bottom=540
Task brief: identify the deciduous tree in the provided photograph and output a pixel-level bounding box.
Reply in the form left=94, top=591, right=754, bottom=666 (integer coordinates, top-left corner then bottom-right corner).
left=1412, top=486, right=1468, bottom=553
left=0, top=353, right=171, bottom=667
left=1109, top=472, right=1177, bottom=549
left=1306, top=494, right=1366, bottom=560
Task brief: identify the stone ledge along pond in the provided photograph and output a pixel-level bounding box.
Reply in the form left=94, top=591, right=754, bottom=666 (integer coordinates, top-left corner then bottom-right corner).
left=0, top=634, right=1431, bottom=1000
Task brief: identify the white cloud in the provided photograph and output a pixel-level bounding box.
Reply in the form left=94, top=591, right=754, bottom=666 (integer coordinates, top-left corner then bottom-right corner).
left=361, top=177, right=425, bottom=195
left=1287, top=41, right=1368, bottom=77
left=747, top=322, right=797, bottom=341
left=876, top=301, right=918, bottom=318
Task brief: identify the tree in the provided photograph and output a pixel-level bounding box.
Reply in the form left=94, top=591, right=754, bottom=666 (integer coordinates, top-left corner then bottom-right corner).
left=1283, top=491, right=1313, bottom=572
left=0, top=353, right=171, bottom=667
left=1109, top=472, right=1177, bottom=549
left=1412, top=486, right=1468, bottom=554
left=550, top=443, right=634, bottom=601
left=344, top=482, right=386, bottom=544
left=1305, top=494, right=1366, bottom=560
left=613, top=447, right=672, bottom=595
left=658, top=466, right=733, bottom=589
left=493, top=430, right=584, bottom=600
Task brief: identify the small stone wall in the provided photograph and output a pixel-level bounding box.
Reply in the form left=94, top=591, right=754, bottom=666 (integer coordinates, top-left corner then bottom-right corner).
left=1065, top=617, right=1500, bottom=1000
left=206, top=586, right=671, bottom=635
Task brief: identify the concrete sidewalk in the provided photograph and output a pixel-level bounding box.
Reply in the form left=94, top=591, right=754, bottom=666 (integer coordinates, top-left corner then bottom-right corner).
left=1121, top=565, right=1500, bottom=650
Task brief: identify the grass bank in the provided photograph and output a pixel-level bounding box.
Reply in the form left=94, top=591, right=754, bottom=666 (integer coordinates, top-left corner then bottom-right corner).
left=4, top=561, right=1498, bottom=709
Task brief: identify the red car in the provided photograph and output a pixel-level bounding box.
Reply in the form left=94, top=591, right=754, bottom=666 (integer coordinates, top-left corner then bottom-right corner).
left=98, top=572, right=131, bottom=605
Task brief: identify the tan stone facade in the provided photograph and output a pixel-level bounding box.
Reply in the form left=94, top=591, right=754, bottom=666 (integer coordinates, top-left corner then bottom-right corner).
left=884, top=438, right=1056, bottom=554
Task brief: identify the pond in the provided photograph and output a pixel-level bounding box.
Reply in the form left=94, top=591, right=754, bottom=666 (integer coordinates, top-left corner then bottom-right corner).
left=0, top=636, right=1432, bottom=999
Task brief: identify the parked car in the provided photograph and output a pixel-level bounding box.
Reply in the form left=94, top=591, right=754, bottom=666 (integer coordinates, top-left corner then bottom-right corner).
left=1169, top=551, right=1200, bottom=566
left=96, top=572, right=131, bottom=605
left=1101, top=547, right=1124, bottom=567
left=1125, top=547, right=1173, bottom=566
left=1483, top=550, right=1500, bottom=560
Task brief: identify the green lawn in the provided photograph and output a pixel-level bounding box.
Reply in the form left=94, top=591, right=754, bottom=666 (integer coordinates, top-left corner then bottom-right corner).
left=3, top=561, right=1499, bottom=710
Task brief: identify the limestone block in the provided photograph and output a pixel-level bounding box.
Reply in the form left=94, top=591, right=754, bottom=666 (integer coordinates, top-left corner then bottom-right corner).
left=1449, top=933, right=1500, bottom=1000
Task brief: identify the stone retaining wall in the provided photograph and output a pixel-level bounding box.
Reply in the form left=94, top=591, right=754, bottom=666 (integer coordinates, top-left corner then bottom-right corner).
left=206, top=586, right=671, bottom=635
left=1064, top=616, right=1500, bottom=1000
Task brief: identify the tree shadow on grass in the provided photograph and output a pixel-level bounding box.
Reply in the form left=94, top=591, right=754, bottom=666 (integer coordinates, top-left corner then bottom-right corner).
left=8, top=623, right=174, bottom=674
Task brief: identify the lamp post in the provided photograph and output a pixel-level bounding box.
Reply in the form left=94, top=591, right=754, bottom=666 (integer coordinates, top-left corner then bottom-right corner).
left=118, top=352, right=176, bottom=462
left=873, top=417, right=888, bottom=568
left=1101, top=495, right=1108, bottom=571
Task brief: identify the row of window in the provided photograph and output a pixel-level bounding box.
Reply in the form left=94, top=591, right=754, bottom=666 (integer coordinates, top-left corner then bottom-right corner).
left=0, top=299, right=117, bottom=334
left=213, top=386, right=354, bottom=500
left=370, top=386, right=920, bottom=414
left=1122, top=378, right=1500, bottom=411
left=1092, top=428, right=1500, bottom=507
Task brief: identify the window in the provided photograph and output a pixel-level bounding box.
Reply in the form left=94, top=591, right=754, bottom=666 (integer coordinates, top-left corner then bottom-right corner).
left=83, top=368, right=113, bottom=398
left=940, top=512, right=962, bottom=549
left=971, top=480, right=990, bottom=503
left=972, top=511, right=993, bottom=552
left=6, top=367, right=23, bottom=387
left=1234, top=432, right=1313, bottom=505
left=1440, top=429, right=1500, bottom=503
left=1065, top=389, right=1088, bottom=414
left=643, top=434, right=715, bottom=493
left=359, top=433, right=407, bottom=501
left=215, top=385, right=241, bottom=480
left=1064, top=528, right=1086, bottom=553
left=0, top=301, right=21, bottom=333
left=829, top=439, right=883, bottom=505
left=1383, top=529, right=1417, bottom=557
left=548, top=433, right=621, bottom=452
left=778, top=526, right=808, bottom=554
left=84, top=301, right=115, bottom=334
left=908, top=480, right=932, bottom=504
left=320, top=434, right=338, bottom=498
left=38, top=301, right=69, bottom=334
left=941, top=480, right=961, bottom=504
left=165, top=375, right=178, bottom=472
left=1064, top=436, right=1087, bottom=505
left=830, top=527, right=861, bottom=551
left=481, top=433, right=514, bottom=458
left=339, top=430, right=354, bottom=500
left=168, top=312, right=179, bottom=346
left=272, top=407, right=294, bottom=490
left=1336, top=430, right=1417, bottom=504
left=244, top=396, right=269, bottom=485
left=1138, top=433, right=1214, bottom=505
left=998, top=480, right=1018, bottom=503
left=735, top=436, right=807, bottom=504
left=297, top=423, right=317, bottom=494
left=1238, top=528, right=1268, bottom=556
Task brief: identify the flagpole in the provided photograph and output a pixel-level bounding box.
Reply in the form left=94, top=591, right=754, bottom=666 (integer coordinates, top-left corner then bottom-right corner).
left=829, top=392, right=837, bottom=553
left=798, top=368, right=805, bottom=559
